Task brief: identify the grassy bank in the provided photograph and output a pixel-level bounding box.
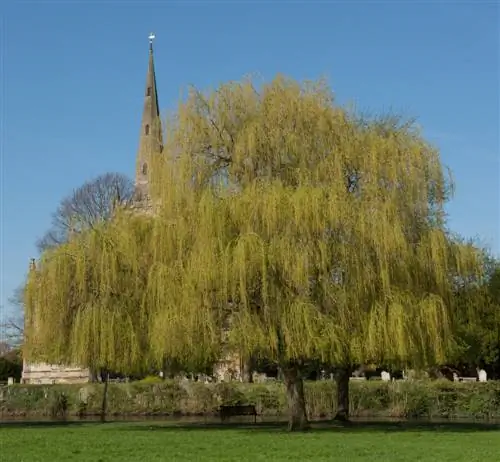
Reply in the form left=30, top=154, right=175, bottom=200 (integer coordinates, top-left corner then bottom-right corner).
left=1, top=380, right=500, bottom=419
left=2, top=421, right=500, bottom=462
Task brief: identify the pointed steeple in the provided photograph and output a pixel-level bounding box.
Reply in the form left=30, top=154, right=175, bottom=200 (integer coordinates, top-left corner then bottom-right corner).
left=135, top=33, right=163, bottom=201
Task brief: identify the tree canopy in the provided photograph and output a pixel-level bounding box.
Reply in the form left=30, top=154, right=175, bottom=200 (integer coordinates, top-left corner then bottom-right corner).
left=25, top=76, right=482, bottom=430
left=0, top=285, right=25, bottom=348
left=451, top=252, right=500, bottom=375
left=37, top=172, right=134, bottom=252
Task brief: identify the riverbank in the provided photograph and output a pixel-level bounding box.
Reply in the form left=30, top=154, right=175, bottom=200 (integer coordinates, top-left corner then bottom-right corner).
left=1, top=380, right=500, bottom=419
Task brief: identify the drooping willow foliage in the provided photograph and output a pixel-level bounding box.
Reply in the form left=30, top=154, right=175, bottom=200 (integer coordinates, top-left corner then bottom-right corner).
left=24, top=213, right=156, bottom=373
left=25, top=75, right=482, bottom=373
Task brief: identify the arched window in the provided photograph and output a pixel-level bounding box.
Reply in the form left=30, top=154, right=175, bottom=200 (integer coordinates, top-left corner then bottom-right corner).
left=145, top=124, right=150, bottom=135
left=142, top=163, right=148, bottom=175
left=146, top=87, right=152, bottom=96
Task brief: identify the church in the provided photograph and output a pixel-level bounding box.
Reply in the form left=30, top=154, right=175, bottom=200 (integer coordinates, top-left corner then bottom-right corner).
left=22, top=36, right=243, bottom=384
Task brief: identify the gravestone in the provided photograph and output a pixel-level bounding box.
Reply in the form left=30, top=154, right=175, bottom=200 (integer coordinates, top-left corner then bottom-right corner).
left=78, top=387, right=90, bottom=404
left=381, top=371, right=391, bottom=381
left=478, top=369, right=487, bottom=382
left=7, top=377, right=14, bottom=386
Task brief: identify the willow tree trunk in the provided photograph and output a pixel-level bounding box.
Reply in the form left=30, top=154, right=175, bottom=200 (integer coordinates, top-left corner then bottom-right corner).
left=241, top=356, right=253, bottom=383
left=334, top=367, right=351, bottom=421
left=162, top=357, right=174, bottom=379
left=100, top=369, right=109, bottom=423
left=283, top=364, right=309, bottom=431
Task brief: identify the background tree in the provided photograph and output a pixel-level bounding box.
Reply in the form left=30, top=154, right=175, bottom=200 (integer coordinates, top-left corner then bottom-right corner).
left=37, top=172, right=134, bottom=252
left=0, top=285, right=25, bottom=348
left=0, top=341, right=11, bottom=356
left=0, top=305, right=23, bottom=383
left=25, top=76, right=481, bottom=432
left=452, top=253, right=500, bottom=378
left=0, top=346, right=22, bottom=382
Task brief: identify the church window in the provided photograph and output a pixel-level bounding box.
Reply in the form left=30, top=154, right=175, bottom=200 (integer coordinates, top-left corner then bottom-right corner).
left=142, top=163, right=148, bottom=175
left=147, top=86, right=152, bottom=96
left=145, top=124, right=150, bottom=135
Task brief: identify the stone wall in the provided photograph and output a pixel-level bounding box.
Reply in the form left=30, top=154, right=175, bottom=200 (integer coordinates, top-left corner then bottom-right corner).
left=213, top=352, right=243, bottom=382
left=22, top=361, right=90, bottom=385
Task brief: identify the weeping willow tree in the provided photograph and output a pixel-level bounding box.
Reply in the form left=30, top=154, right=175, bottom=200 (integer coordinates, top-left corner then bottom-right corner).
left=26, top=75, right=482, bottom=431
left=146, top=76, right=481, bottom=429
left=24, top=210, right=155, bottom=376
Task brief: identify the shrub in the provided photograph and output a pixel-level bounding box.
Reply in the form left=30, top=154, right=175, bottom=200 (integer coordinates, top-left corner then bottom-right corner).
left=49, top=391, right=68, bottom=418
left=136, top=375, right=164, bottom=384
left=0, top=357, right=22, bottom=382
left=3, top=380, right=500, bottom=420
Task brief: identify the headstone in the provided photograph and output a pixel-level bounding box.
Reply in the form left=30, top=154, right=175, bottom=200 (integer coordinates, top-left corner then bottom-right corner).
left=252, top=372, right=267, bottom=383
left=352, top=367, right=365, bottom=378
left=7, top=377, right=14, bottom=386
left=381, top=371, right=391, bottom=381
left=78, top=387, right=90, bottom=404
left=453, top=372, right=459, bottom=382
left=478, top=369, right=487, bottom=382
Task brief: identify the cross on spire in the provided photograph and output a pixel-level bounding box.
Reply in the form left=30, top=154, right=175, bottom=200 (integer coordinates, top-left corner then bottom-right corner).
left=148, top=32, right=155, bottom=51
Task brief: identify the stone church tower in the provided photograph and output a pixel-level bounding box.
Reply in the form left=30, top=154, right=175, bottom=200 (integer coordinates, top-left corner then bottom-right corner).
left=134, top=34, right=163, bottom=206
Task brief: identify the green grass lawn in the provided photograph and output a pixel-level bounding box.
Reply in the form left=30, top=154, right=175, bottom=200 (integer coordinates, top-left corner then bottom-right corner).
left=1, top=420, right=500, bottom=461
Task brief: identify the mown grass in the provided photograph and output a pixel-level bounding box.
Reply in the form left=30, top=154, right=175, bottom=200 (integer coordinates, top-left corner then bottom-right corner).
left=1, top=420, right=500, bottom=461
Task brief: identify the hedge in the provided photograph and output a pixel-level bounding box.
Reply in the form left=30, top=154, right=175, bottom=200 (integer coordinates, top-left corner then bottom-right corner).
left=1, top=380, right=500, bottom=420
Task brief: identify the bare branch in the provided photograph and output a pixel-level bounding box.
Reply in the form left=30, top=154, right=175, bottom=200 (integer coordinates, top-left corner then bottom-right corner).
left=37, top=172, right=134, bottom=253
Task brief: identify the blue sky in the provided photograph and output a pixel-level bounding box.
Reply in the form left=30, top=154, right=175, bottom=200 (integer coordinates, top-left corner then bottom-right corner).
left=1, top=1, right=499, bottom=314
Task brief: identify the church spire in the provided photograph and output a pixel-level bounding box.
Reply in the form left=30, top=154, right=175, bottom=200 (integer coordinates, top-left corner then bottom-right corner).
left=135, top=33, right=162, bottom=201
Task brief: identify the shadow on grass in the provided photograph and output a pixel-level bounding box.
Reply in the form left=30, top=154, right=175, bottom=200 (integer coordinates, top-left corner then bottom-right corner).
left=0, top=419, right=94, bottom=429
left=116, top=420, right=500, bottom=434
left=3, top=419, right=500, bottom=434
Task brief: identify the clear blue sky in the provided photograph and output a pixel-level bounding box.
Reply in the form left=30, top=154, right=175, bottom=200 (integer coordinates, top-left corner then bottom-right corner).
left=1, top=1, right=499, bottom=314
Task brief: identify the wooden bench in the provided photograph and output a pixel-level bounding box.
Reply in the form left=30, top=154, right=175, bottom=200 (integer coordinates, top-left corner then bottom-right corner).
left=219, top=404, right=257, bottom=423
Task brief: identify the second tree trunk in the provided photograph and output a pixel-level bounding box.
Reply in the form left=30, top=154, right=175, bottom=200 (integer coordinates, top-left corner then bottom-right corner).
left=283, top=364, right=310, bottom=431
left=334, top=367, right=351, bottom=421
